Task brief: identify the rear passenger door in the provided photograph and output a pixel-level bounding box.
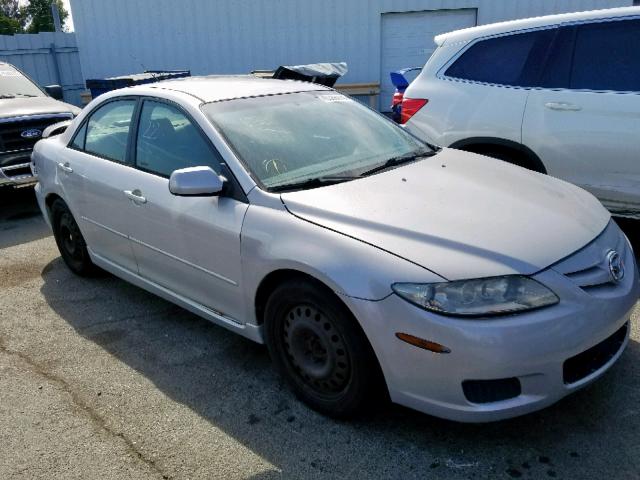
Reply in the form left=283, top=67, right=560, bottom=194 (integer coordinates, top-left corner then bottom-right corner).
left=431, top=28, right=555, bottom=148
left=65, top=98, right=139, bottom=273
left=522, top=19, right=640, bottom=214
left=125, top=98, right=249, bottom=322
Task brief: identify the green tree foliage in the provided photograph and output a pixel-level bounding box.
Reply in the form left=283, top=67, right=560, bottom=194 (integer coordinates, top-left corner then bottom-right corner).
left=0, top=0, right=22, bottom=34
left=0, top=0, right=20, bottom=19
left=0, top=0, right=69, bottom=35
left=0, top=14, right=20, bottom=34
left=22, top=0, right=69, bottom=33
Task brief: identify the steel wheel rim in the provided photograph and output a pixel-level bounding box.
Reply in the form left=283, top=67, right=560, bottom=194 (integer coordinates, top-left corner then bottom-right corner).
left=59, top=213, right=82, bottom=261
left=282, top=304, right=351, bottom=396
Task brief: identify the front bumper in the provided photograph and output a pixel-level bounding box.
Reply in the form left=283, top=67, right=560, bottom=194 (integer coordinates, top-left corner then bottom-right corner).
left=345, top=224, right=639, bottom=422
left=0, top=160, right=36, bottom=187
left=33, top=183, right=51, bottom=228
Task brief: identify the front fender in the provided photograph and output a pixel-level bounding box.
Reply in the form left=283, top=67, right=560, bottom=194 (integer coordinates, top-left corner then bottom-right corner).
left=240, top=202, right=444, bottom=325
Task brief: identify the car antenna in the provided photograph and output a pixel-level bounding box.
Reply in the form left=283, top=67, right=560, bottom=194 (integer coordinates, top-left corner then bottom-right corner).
left=129, top=53, right=159, bottom=81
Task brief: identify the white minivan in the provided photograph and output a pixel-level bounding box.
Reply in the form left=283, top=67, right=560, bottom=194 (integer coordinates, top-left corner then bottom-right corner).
left=402, top=7, right=640, bottom=219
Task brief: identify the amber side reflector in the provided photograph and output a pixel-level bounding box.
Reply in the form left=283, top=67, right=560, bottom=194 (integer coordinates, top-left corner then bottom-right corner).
left=395, top=333, right=451, bottom=354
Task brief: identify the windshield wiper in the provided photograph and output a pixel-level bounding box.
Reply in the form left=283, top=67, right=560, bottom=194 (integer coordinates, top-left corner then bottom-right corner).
left=270, top=176, right=357, bottom=193
left=0, top=94, right=16, bottom=99
left=14, top=93, right=37, bottom=98
left=359, top=151, right=436, bottom=177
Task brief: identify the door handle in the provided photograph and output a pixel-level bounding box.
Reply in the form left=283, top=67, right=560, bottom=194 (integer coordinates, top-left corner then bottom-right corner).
left=544, top=102, right=582, bottom=112
left=57, top=162, right=73, bottom=173
left=123, top=189, right=147, bottom=204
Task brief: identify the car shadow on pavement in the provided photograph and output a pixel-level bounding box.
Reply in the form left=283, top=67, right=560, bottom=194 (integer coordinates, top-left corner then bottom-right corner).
left=39, top=254, right=640, bottom=479
left=0, top=187, right=49, bottom=249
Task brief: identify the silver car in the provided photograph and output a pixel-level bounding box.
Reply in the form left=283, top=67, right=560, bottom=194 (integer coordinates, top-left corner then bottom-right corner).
left=33, top=76, right=639, bottom=422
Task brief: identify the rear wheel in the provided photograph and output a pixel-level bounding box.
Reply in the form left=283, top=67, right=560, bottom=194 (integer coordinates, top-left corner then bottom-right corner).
left=264, top=279, right=385, bottom=418
left=51, top=199, right=99, bottom=276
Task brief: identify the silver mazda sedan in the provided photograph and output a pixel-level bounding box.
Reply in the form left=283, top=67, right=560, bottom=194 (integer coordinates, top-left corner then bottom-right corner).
left=32, top=76, right=639, bottom=422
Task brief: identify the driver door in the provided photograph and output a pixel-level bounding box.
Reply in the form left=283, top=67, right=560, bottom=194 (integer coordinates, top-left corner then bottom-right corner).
left=126, top=99, right=249, bottom=321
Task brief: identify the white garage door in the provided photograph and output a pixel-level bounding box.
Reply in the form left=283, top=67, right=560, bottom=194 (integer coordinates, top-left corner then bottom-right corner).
left=380, top=9, right=477, bottom=111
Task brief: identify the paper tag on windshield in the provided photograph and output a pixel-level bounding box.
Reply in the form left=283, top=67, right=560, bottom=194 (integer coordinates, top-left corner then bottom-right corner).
left=318, top=94, right=351, bottom=103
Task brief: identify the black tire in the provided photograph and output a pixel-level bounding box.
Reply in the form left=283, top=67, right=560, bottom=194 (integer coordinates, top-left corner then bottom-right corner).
left=51, top=199, right=99, bottom=276
left=264, top=279, right=386, bottom=418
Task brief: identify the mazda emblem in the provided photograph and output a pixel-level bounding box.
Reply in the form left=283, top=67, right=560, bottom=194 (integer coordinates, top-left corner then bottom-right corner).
left=607, top=250, right=625, bottom=283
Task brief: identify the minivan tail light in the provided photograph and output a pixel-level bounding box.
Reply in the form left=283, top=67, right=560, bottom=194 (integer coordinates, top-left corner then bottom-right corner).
left=400, top=98, right=428, bottom=124
left=391, top=92, right=404, bottom=108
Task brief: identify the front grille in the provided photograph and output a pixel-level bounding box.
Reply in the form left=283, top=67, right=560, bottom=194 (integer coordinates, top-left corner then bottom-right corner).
left=563, top=323, right=628, bottom=384
left=552, top=221, right=628, bottom=294
left=0, top=114, right=72, bottom=168
left=462, top=378, right=521, bottom=404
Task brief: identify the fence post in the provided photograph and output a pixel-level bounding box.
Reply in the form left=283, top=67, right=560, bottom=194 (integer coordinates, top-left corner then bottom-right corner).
left=52, top=3, right=62, bottom=32
left=49, top=42, right=62, bottom=87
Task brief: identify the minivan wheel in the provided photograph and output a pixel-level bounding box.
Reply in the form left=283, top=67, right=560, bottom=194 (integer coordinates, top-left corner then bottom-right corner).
left=264, top=280, right=385, bottom=418
left=51, top=199, right=98, bottom=276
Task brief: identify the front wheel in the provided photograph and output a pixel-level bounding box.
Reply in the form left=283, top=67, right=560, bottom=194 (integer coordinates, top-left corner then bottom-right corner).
left=264, top=280, right=385, bottom=418
left=51, top=199, right=99, bottom=276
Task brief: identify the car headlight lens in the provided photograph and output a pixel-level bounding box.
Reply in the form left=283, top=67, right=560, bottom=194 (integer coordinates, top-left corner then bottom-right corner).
left=392, top=276, right=558, bottom=317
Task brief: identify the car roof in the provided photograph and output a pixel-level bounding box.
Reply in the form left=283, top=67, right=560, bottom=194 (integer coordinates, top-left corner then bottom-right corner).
left=142, top=75, right=331, bottom=103
left=436, top=6, right=640, bottom=45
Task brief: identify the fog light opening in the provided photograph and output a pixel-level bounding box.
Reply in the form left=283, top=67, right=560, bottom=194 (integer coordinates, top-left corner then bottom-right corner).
left=395, top=332, right=451, bottom=354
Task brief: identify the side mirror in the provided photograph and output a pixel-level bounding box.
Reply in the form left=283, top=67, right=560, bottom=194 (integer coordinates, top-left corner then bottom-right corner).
left=44, top=84, right=64, bottom=100
left=42, top=120, right=72, bottom=138
left=169, top=166, right=226, bottom=196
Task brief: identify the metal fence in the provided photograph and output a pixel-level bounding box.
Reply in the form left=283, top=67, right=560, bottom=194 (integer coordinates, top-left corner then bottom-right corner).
left=0, top=32, right=84, bottom=106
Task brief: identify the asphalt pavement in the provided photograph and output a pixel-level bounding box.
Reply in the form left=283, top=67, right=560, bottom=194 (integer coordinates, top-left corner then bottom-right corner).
left=1, top=187, right=639, bottom=479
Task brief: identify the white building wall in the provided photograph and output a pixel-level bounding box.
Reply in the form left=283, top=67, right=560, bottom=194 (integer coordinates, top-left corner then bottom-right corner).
left=70, top=0, right=630, bottom=83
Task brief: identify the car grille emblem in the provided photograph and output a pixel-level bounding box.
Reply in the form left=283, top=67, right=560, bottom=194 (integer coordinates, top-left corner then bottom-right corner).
left=606, top=250, right=624, bottom=283
left=21, top=128, right=42, bottom=139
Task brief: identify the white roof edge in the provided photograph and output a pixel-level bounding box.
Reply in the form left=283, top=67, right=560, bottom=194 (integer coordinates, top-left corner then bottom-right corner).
left=435, top=6, right=640, bottom=46
left=115, top=75, right=331, bottom=103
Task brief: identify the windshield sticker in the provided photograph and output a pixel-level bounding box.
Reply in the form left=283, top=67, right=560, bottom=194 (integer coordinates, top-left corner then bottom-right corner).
left=0, top=70, right=20, bottom=77
left=318, top=94, right=351, bottom=103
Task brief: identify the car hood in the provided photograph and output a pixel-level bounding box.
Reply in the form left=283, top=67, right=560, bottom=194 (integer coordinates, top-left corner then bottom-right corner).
left=280, top=148, right=610, bottom=280
left=0, top=96, right=79, bottom=119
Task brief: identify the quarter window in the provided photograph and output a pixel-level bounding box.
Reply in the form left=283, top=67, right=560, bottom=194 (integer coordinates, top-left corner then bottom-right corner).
left=570, top=19, right=640, bottom=92
left=135, top=100, right=222, bottom=177
left=70, top=122, right=87, bottom=150
left=445, top=29, right=556, bottom=87
left=83, top=100, right=136, bottom=163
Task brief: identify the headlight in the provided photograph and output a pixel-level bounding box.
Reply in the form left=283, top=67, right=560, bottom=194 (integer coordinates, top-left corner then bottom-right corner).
left=392, top=276, right=558, bottom=317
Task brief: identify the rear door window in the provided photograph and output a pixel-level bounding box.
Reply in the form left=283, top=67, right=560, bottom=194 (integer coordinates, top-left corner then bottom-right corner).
left=445, top=28, right=556, bottom=87
left=83, top=100, right=137, bottom=163
left=570, top=19, right=640, bottom=92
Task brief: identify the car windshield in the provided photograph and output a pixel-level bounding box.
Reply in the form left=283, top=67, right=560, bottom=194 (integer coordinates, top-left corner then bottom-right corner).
left=0, top=64, right=44, bottom=98
left=202, top=91, right=432, bottom=191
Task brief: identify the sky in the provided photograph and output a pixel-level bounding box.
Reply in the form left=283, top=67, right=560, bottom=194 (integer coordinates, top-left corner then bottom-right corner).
left=62, top=0, right=74, bottom=31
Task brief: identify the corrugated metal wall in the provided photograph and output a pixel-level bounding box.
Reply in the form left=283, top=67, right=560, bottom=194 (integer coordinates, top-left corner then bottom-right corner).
left=71, top=0, right=631, bottom=89
left=0, top=32, right=84, bottom=106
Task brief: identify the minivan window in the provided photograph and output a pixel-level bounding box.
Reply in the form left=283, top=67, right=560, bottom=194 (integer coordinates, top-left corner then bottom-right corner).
left=84, top=100, right=136, bottom=163
left=135, top=100, right=222, bottom=177
left=538, top=26, right=574, bottom=89
left=445, top=29, right=556, bottom=87
left=571, top=19, right=640, bottom=92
